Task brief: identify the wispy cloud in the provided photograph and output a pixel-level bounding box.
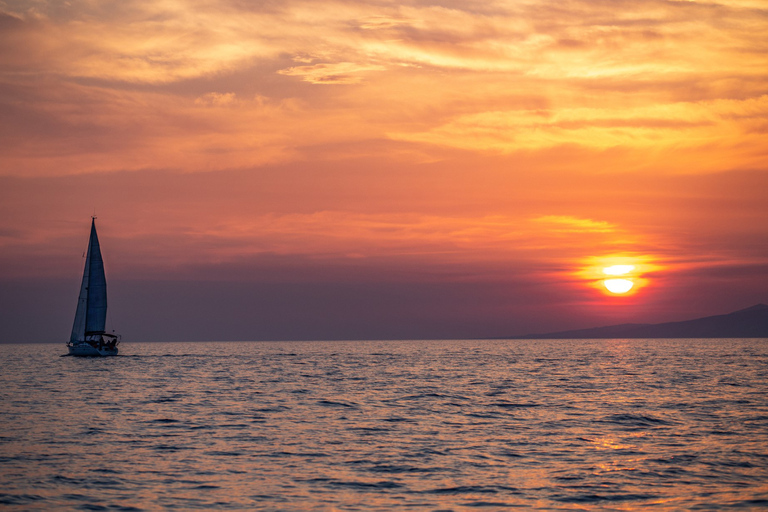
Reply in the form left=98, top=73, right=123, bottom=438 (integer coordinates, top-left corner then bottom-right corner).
left=1, top=0, right=766, bottom=175
left=278, top=62, right=386, bottom=84
left=533, top=216, right=616, bottom=233
left=194, top=92, right=239, bottom=107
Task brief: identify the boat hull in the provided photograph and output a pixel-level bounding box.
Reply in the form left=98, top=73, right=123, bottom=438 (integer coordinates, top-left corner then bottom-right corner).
left=67, top=342, right=118, bottom=357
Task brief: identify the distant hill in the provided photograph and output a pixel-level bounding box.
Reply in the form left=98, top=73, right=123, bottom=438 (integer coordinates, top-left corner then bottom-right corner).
left=515, top=304, right=768, bottom=339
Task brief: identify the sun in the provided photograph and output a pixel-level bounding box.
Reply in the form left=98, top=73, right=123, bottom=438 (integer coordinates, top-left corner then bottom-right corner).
left=604, top=278, right=634, bottom=294
left=577, top=254, right=660, bottom=297
left=602, top=265, right=635, bottom=294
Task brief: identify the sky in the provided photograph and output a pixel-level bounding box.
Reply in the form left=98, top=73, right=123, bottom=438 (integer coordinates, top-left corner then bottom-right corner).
left=1, top=0, right=767, bottom=342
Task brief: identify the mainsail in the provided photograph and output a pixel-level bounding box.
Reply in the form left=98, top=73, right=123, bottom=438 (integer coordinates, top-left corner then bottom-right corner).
left=70, top=219, right=108, bottom=342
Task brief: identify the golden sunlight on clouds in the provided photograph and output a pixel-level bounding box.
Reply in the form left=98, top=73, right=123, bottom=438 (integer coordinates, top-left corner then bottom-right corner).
left=532, top=216, right=616, bottom=234
left=390, top=96, right=768, bottom=165
left=1, top=0, right=766, bottom=177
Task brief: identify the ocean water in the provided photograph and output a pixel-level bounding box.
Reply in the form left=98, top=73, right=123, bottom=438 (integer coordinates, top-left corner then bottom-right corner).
left=1, top=339, right=767, bottom=511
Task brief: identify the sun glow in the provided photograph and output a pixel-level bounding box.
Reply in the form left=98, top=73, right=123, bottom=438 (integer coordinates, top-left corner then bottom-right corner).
left=602, top=264, right=635, bottom=294
left=603, top=265, right=635, bottom=276
left=576, top=255, right=661, bottom=297
left=604, top=278, right=634, bottom=294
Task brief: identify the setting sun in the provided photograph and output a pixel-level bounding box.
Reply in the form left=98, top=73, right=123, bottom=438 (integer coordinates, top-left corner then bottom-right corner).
left=604, top=278, right=634, bottom=294
left=602, top=264, right=635, bottom=294
left=576, top=255, right=658, bottom=297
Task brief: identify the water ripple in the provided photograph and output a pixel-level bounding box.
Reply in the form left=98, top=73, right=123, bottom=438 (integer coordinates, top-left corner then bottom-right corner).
left=1, top=338, right=767, bottom=510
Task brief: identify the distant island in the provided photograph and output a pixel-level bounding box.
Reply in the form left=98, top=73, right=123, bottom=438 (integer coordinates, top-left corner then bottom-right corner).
left=514, top=304, right=768, bottom=339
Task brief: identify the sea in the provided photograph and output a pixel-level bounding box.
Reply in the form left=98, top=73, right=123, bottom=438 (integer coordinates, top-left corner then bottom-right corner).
left=1, top=338, right=767, bottom=511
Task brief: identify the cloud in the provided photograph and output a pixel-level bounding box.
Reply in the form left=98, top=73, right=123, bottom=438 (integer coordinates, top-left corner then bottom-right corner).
left=278, top=62, right=386, bottom=84
left=1, top=0, right=766, bottom=179
left=533, top=216, right=616, bottom=233
left=2, top=0, right=760, bottom=84
left=194, top=92, right=239, bottom=107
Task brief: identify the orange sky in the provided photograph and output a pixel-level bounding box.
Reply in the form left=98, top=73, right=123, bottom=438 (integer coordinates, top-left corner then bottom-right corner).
left=1, top=0, right=767, bottom=341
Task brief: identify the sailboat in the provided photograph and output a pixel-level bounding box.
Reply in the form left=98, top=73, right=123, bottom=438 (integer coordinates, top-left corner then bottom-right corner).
left=67, top=217, right=120, bottom=356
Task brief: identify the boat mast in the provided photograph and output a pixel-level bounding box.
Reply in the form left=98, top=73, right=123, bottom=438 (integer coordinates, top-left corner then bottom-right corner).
left=83, top=217, right=94, bottom=336
left=85, top=215, right=108, bottom=336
